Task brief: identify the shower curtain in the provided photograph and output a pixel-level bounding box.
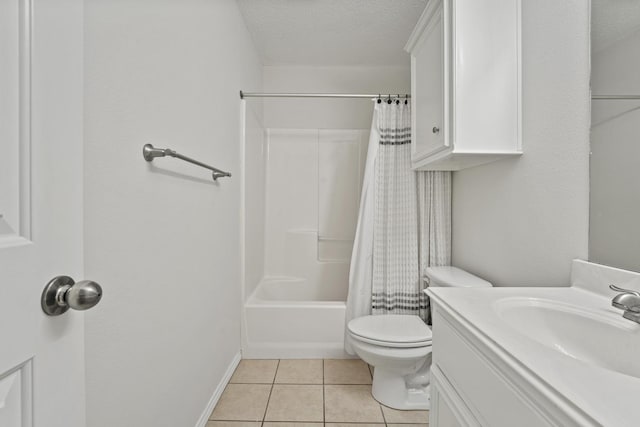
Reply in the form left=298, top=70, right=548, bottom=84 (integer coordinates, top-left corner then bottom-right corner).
left=345, top=101, right=451, bottom=351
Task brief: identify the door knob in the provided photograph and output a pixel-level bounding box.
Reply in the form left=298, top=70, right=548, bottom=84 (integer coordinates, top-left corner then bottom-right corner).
left=41, top=275, right=103, bottom=316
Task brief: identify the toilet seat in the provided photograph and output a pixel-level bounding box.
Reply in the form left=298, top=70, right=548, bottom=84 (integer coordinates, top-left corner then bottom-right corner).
left=349, top=332, right=432, bottom=348
left=348, top=314, right=432, bottom=348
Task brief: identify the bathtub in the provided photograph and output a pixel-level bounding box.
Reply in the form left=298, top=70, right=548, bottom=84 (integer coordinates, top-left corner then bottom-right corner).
left=242, top=277, right=348, bottom=359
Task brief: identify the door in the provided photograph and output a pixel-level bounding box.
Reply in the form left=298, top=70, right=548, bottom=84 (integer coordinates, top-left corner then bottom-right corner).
left=0, top=1, right=87, bottom=426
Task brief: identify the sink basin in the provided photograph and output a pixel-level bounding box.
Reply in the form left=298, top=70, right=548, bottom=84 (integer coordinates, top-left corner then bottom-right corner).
left=494, top=297, right=640, bottom=379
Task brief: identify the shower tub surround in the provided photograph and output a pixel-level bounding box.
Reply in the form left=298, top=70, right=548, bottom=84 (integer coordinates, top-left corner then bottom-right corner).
left=242, top=128, right=371, bottom=358
left=243, top=278, right=348, bottom=358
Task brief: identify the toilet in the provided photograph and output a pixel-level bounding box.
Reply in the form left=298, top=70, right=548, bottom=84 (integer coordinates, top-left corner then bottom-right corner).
left=347, top=266, right=492, bottom=410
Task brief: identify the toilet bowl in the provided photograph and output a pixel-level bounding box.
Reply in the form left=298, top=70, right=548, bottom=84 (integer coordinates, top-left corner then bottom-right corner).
left=347, top=266, right=492, bottom=410
left=348, top=314, right=433, bottom=410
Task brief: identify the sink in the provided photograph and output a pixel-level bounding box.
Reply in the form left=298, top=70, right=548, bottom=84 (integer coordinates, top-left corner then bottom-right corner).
left=494, top=297, right=640, bottom=379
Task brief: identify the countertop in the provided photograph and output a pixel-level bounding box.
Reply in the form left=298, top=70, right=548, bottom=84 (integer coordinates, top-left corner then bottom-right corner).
left=427, top=285, right=640, bottom=427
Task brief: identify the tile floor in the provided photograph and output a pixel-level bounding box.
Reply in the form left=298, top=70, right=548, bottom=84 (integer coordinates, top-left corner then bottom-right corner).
left=207, top=359, right=429, bottom=427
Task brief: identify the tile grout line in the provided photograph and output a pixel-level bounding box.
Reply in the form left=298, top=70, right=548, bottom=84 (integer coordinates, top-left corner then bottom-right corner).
left=211, top=421, right=412, bottom=424
left=380, top=401, right=388, bottom=427
left=322, top=358, right=326, bottom=424
left=371, top=362, right=383, bottom=427
left=217, top=359, right=424, bottom=426
left=209, top=422, right=420, bottom=425
left=261, top=359, right=280, bottom=425
left=230, top=382, right=369, bottom=385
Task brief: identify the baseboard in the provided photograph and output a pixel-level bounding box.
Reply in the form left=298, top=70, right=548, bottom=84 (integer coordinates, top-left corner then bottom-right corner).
left=241, top=342, right=354, bottom=359
left=195, top=351, right=241, bottom=427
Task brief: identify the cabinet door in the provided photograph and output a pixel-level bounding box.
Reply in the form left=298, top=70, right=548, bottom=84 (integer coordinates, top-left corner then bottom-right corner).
left=431, top=366, right=481, bottom=427
left=412, top=0, right=447, bottom=162
left=434, top=393, right=464, bottom=427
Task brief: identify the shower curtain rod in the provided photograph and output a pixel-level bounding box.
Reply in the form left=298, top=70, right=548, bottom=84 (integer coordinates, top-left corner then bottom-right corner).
left=239, top=91, right=410, bottom=99
left=240, top=91, right=640, bottom=100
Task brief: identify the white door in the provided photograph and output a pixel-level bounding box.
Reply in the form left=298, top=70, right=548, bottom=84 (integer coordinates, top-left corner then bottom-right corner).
left=0, top=1, right=88, bottom=426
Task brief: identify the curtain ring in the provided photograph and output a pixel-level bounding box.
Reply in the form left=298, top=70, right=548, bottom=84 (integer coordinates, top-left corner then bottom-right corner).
left=387, top=94, right=392, bottom=104
left=377, top=94, right=381, bottom=104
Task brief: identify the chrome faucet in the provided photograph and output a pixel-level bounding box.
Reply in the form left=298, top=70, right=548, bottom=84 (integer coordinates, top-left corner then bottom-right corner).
left=610, top=284, right=640, bottom=324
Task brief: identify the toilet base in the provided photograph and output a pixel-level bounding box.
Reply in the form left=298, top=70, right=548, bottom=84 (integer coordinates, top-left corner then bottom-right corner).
left=371, top=362, right=431, bottom=410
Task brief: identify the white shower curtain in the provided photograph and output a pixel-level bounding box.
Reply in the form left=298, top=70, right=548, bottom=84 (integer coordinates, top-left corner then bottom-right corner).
left=416, top=171, right=452, bottom=322
left=371, top=103, right=420, bottom=316
left=345, top=102, right=451, bottom=352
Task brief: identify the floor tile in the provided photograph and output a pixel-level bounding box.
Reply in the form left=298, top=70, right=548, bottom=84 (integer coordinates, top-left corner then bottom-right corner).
left=326, top=424, right=385, bottom=427
left=230, top=359, right=278, bottom=384
left=206, top=423, right=261, bottom=427
left=209, top=384, right=271, bottom=421
left=387, top=424, right=428, bottom=427
left=264, top=423, right=323, bottom=427
left=324, top=385, right=384, bottom=423
left=275, top=359, right=323, bottom=384
left=324, top=359, right=372, bottom=384
left=264, top=384, right=324, bottom=422
left=381, top=405, right=430, bottom=424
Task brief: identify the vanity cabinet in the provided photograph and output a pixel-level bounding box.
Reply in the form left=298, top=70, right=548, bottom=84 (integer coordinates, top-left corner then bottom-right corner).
left=428, top=303, right=588, bottom=427
left=429, top=308, right=553, bottom=427
left=405, top=0, right=522, bottom=170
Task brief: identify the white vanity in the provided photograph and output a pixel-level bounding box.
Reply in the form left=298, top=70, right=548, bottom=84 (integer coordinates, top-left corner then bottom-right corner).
left=427, top=260, right=640, bottom=427
left=405, top=0, right=522, bottom=171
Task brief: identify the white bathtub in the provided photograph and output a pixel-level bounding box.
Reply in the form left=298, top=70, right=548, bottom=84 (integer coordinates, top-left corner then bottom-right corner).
left=242, top=277, right=348, bottom=359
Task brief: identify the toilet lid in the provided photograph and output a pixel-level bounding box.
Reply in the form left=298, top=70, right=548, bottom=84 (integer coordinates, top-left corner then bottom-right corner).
left=348, top=315, right=432, bottom=346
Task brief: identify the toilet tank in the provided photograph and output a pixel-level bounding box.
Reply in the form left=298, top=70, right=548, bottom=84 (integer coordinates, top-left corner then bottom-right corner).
left=425, top=266, right=492, bottom=288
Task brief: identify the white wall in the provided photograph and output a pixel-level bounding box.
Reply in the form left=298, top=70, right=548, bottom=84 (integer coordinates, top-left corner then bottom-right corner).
left=451, top=0, right=590, bottom=286
left=83, top=1, right=262, bottom=426
left=590, top=29, right=640, bottom=272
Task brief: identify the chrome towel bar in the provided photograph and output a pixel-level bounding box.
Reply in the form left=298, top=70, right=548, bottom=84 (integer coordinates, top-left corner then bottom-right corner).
left=592, top=94, right=640, bottom=100
left=142, top=144, right=231, bottom=181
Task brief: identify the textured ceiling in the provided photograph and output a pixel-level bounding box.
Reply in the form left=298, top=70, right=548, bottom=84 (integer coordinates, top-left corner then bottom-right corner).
left=592, top=0, right=640, bottom=52
left=236, top=0, right=428, bottom=66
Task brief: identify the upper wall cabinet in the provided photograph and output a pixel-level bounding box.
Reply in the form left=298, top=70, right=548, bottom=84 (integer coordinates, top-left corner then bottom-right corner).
left=405, top=0, right=522, bottom=171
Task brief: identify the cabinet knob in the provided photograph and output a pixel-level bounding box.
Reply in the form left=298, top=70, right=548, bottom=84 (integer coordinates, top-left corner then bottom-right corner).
left=432, top=127, right=440, bottom=134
